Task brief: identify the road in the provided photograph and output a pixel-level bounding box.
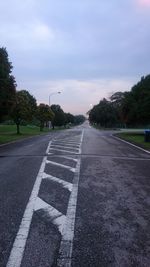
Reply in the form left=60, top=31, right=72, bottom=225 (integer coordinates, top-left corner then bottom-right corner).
left=0, top=122, right=150, bottom=267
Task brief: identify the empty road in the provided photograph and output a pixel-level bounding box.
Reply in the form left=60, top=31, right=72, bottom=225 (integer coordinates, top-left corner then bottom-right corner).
left=0, top=122, right=150, bottom=267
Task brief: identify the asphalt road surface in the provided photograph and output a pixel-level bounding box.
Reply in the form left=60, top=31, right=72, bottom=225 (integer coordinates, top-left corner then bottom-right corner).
left=0, top=122, right=150, bottom=267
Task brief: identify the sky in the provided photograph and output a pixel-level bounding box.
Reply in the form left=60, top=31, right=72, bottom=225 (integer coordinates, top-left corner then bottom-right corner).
left=0, top=0, right=150, bottom=115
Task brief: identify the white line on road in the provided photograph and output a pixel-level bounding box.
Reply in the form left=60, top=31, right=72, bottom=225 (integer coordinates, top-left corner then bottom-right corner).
left=49, top=148, right=79, bottom=154
left=57, top=130, right=84, bottom=267
left=34, top=197, right=66, bottom=234
left=56, top=155, right=78, bottom=162
left=51, top=144, right=80, bottom=150
left=46, top=160, right=76, bottom=172
left=42, top=172, right=73, bottom=191
left=52, top=141, right=80, bottom=146
left=112, top=135, right=150, bottom=154
left=6, top=141, right=52, bottom=267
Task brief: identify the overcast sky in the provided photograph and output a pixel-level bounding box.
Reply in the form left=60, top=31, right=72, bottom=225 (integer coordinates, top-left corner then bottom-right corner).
left=0, top=0, right=150, bottom=114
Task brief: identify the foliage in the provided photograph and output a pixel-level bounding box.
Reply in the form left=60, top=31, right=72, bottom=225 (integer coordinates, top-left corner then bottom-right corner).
left=120, top=75, right=150, bottom=127
left=74, top=115, right=86, bottom=124
left=0, top=47, right=16, bottom=121
left=51, top=104, right=66, bottom=128
left=36, top=103, right=54, bottom=131
left=89, top=98, right=117, bottom=127
left=65, top=112, right=75, bottom=125
left=89, top=75, right=150, bottom=128
left=12, top=90, right=37, bottom=134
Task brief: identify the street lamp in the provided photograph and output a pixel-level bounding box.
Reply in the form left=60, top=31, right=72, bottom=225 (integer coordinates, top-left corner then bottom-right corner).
left=49, top=91, right=61, bottom=106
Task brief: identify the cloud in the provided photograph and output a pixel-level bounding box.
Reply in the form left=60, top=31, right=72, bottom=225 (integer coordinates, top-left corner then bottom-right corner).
left=0, top=0, right=150, bottom=114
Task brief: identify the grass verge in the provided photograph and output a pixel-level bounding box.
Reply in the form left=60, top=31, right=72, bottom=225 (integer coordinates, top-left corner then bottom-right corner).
left=0, top=124, right=54, bottom=145
left=115, top=132, right=150, bottom=151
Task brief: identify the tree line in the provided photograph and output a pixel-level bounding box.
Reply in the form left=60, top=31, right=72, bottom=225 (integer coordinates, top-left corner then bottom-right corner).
left=0, top=47, right=85, bottom=133
left=89, top=76, right=150, bottom=128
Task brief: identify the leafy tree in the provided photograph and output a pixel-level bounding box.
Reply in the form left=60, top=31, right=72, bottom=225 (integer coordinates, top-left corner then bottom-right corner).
left=89, top=98, right=117, bottom=127
left=0, top=47, right=16, bottom=121
left=120, top=75, right=150, bottom=127
left=74, top=115, right=85, bottom=125
left=65, top=112, right=75, bottom=125
left=51, top=104, right=66, bottom=129
left=12, top=90, right=37, bottom=134
left=36, top=104, right=54, bottom=131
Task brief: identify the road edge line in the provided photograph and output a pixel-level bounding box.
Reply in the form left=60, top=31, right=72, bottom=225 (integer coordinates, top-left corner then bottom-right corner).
left=112, top=134, right=150, bottom=154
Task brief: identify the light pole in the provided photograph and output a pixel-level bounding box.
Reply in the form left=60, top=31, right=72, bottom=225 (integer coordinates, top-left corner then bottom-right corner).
left=48, top=91, right=61, bottom=129
left=49, top=91, right=61, bottom=106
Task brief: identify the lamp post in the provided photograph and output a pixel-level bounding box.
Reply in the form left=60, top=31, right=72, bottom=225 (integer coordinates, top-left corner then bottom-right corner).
left=48, top=91, right=61, bottom=129
left=49, top=91, right=61, bottom=106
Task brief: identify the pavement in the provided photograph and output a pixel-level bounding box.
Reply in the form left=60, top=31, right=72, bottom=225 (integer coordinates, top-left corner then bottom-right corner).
left=0, top=122, right=150, bottom=267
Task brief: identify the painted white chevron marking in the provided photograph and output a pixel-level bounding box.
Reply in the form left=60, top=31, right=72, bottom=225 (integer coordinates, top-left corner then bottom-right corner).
left=57, top=155, right=78, bottom=162
left=57, top=130, right=84, bottom=267
left=52, top=141, right=80, bottom=146
left=42, top=172, right=73, bottom=192
left=49, top=148, right=79, bottom=154
left=53, top=139, right=80, bottom=143
left=6, top=141, right=52, bottom=267
left=51, top=143, right=80, bottom=148
left=51, top=144, right=79, bottom=150
left=34, top=197, right=66, bottom=234
left=46, top=160, right=76, bottom=172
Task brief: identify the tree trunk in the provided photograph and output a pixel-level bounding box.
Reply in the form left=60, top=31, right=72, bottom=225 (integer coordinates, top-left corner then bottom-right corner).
left=16, top=123, right=20, bottom=134
left=40, top=122, right=43, bottom=131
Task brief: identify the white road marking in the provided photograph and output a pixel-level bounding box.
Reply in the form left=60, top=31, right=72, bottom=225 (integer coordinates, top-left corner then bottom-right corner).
left=49, top=148, right=79, bottom=154
left=52, top=141, right=80, bottom=146
left=6, top=141, right=52, bottom=267
left=112, top=135, right=150, bottom=154
left=34, top=197, right=66, bottom=234
left=46, top=160, right=76, bottom=172
left=6, top=131, right=83, bottom=267
left=57, top=130, right=84, bottom=267
left=57, top=155, right=78, bottom=162
left=42, top=172, right=73, bottom=191
left=51, top=144, right=79, bottom=150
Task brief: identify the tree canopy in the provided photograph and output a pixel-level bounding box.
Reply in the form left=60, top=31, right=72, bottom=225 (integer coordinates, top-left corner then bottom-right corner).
left=12, top=90, right=37, bottom=134
left=0, top=47, right=16, bottom=121
left=51, top=104, right=66, bottom=128
left=36, top=104, right=54, bottom=131
left=89, top=75, right=150, bottom=128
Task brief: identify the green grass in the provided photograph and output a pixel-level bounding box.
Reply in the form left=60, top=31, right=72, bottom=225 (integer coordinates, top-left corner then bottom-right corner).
left=116, top=132, right=150, bottom=151
left=0, top=124, right=51, bottom=145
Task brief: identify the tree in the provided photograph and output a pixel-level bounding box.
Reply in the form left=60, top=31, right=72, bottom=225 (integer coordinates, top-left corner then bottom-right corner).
left=74, top=115, right=85, bottom=125
left=36, top=104, right=54, bottom=131
left=12, top=90, right=37, bottom=134
left=0, top=47, right=16, bottom=121
left=120, top=75, right=150, bottom=127
left=89, top=98, right=117, bottom=127
left=64, top=112, right=75, bottom=125
left=51, top=104, right=66, bottom=129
